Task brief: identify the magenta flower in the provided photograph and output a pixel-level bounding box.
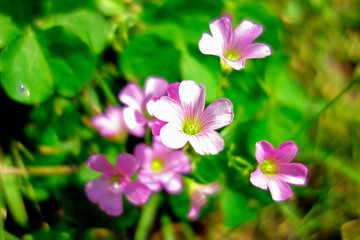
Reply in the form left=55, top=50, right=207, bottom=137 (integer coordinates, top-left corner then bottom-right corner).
left=199, top=15, right=271, bottom=70
left=135, top=137, right=191, bottom=194
left=91, top=106, right=127, bottom=138
left=85, top=153, right=151, bottom=216
left=250, top=141, right=308, bottom=201
left=187, top=182, right=220, bottom=220
left=118, top=76, right=168, bottom=137
left=147, top=80, right=234, bottom=155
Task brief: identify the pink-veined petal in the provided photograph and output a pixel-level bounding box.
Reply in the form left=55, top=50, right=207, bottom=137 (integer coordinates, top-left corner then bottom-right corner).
left=209, top=15, right=233, bottom=51
left=198, top=183, right=220, bottom=196
left=91, top=106, right=126, bottom=137
left=201, top=98, right=234, bottom=130
left=160, top=123, right=188, bottom=149
left=198, top=33, right=222, bottom=56
left=115, top=153, right=139, bottom=177
left=187, top=205, right=200, bottom=220
left=134, top=143, right=153, bottom=166
left=178, top=81, right=205, bottom=118
left=233, top=20, right=264, bottom=50
left=87, top=154, right=114, bottom=173
left=255, top=141, right=274, bottom=164
left=166, top=150, right=191, bottom=174
left=242, top=43, right=272, bottom=59
left=118, top=83, right=144, bottom=111
left=147, top=97, right=184, bottom=124
left=187, top=190, right=207, bottom=220
left=144, top=76, right=168, bottom=98
left=152, top=139, right=171, bottom=156
left=122, top=107, right=147, bottom=137
left=268, top=178, right=292, bottom=201
left=148, top=119, right=167, bottom=136
left=167, top=82, right=181, bottom=103
left=85, top=176, right=109, bottom=203
left=124, top=180, right=152, bottom=206
left=99, top=188, right=123, bottom=216
left=138, top=171, right=162, bottom=192
left=222, top=57, right=246, bottom=70
left=188, top=130, right=224, bottom=155
left=163, top=174, right=183, bottom=194
left=250, top=167, right=268, bottom=190
left=277, top=163, right=308, bottom=186
left=268, top=141, right=299, bottom=163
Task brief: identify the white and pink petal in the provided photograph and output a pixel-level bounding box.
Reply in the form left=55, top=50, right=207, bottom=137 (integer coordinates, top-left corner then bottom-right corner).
left=277, top=163, right=308, bottom=186
left=163, top=174, right=184, bottom=194
left=188, top=130, right=224, bottom=155
left=201, top=98, right=234, bottom=130
left=268, top=178, right=292, bottom=202
left=99, top=188, right=123, bottom=216
left=242, top=43, right=272, bottom=60
left=124, top=180, right=152, bottom=206
left=160, top=123, right=188, bottom=149
left=118, top=83, right=144, bottom=111
left=122, top=107, right=147, bottom=137
left=144, top=76, right=168, bottom=98
left=115, top=153, right=139, bottom=177
left=250, top=167, right=268, bottom=190
left=255, top=141, right=274, bottom=164
left=268, top=141, right=299, bottom=163
left=87, top=154, right=115, bottom=173
left=233, top=20, right=264, bottom=50
left=85, top=176, right=110, bottom=203
left=178, top=81, right=205, bottom=118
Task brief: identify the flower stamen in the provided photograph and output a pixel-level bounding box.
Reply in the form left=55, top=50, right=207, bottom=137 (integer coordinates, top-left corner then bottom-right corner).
left=151, top=158, right=164, bottom=172
left=182, top=119, right=202, bottom=135
left=260, top=159, right=277, bottom=175
left=224, top=49, right=241, bottom=61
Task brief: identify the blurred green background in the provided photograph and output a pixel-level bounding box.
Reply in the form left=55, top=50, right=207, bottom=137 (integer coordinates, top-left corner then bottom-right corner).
left=0, top=0, right=359, bottom=239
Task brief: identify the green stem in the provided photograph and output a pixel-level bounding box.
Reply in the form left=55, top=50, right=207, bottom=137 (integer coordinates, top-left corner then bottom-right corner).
left=134, top=194, right=162, bottom=240
left=0, top=173, right=4, bottom=240
left=161, top=214, right=175, bottom=240
left=4, top=231, right=20, bottom=240
left=0, top=166, right=75, bottom=176
left=181, top=222, right=195, bottom=240
left=95, top=71, right=118, bottom=106
left=292, top=76, right=360, bottom=137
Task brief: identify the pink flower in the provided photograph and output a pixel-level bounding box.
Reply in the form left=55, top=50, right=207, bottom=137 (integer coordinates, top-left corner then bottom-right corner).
left=147, top=80, right=234, bottom=155
left=187, top=183, right=220, bottom=220
left=199, top=15, right=271, bottom=70
left=135, top=137, right=191, bottom=194
left=85, top=153, right=151, bottom=216
left=91, top=106, right=127, bottom=138
left=250, top=141, right=308, bottom=201
left=118, top=76, right=168, bottom=137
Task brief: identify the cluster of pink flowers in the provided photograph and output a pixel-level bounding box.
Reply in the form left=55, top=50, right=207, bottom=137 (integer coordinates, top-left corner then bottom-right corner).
left=85, top=14, right=308, bottom=220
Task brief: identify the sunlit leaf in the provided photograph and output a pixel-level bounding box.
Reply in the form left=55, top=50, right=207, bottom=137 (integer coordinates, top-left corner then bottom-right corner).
left=1, top=156, right=28, bottom=227
left=220, top=187, right=256, bottom=228
left=120, top=34, right=181, bottom=83
left=0, top=14, right=21, bottom=49
left=37, top=27, right=96, bottom=97
left=43, top=9, right=109, bottom=54
left=0, top=29, right=53, bottom=104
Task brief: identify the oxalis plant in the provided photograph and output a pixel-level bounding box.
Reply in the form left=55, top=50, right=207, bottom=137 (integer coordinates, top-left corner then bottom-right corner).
left=0, top=1, right=359, bottom=240
left=85, top=15, right=308, bottom=235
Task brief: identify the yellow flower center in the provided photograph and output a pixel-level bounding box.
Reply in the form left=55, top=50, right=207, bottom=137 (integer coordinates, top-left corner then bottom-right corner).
left=224, top=49, right=241, bottom=61
left=182, top=118, right=202, bottom=135
left=151, top=158, right=164, bottom=172
left=110, top=175, right=120, bottom=182
left=260, top=159, right=277, bottom=175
